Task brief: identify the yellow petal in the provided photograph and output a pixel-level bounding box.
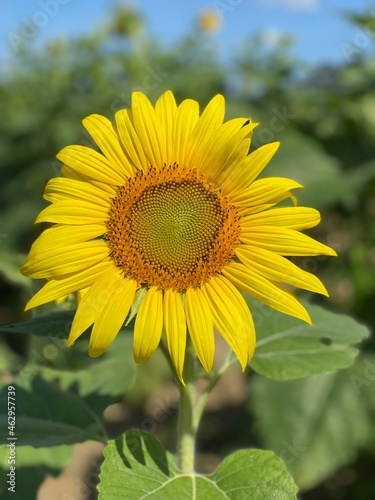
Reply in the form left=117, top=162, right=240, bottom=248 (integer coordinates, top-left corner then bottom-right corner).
left=134, top=286, right=163, bottom=364
left=131, top=92, right=166, bottom=169
left=171, top=98, right=199, bottom=167
left=115, top=108, right=149, bottom=172
left=68, top=266, right=124, bottom=345
left=185, top=288, right=214, bottom=372
left=186, top=94, right=225, bottom=167
left=201, top=275, right=255, bottom=370
left=57, top=145, right=126, bottom=185
left=82, top=114, right=135, bottom=178
left=213, top=275, right=256, bottom=362
left=163, top=289, right=187, bottom=383
left=199, top=119, right=257, bottom=180
left=22, top=241, right=109, bottom=279
left=236, top=245, right=328, bottom=296
left=89, top=278, right=137, bottom=357
left=24, top=259, right=113, bottom=310
left=222, top=142, right=280, bottom=196
left=238, top=191, right=299, bottom=217
left=35, top=199, right=108, bottom=225
left=240, top=226, right=337, bottom=256
left=61, top=165, right=84, bottom=181
left=241, top=207, right=321, bottom=231
left=43, top=177, right=111, bottom=206
left=215, top=121, right=258, bottom=182
left=77, top=287, right=89, bottom=302
left=231, top=177, right=302, bottom=206
left=27, top=224, right=105, bottom=258
left=222, top=262, right=312, bottom=324
left=155, top=90, right=177, bottom=166
left=61, top=166, right=117, bottom=196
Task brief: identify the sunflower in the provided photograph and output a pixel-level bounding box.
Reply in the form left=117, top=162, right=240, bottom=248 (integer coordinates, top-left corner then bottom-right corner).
left=197, top=10, right=221, bottom=34
left=21, top=91, right=336, bottom=381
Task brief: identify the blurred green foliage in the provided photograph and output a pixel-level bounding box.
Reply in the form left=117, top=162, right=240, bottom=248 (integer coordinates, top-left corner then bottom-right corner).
left=0, top=5, right=374, bottom=500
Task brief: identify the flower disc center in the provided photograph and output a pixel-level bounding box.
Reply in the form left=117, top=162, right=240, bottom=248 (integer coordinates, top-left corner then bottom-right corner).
left=106, top=165, right=241, bottom=291
left=131, top=180, right=223, bottom=273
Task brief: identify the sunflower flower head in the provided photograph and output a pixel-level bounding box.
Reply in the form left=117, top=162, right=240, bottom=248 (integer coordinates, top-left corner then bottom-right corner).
left=197, top=10, right=222, bottom=34
left=21, top=91, right=336, bottom=382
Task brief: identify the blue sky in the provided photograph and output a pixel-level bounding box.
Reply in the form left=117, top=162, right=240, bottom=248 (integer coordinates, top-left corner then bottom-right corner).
left=1, top=0, right=374, bottom=65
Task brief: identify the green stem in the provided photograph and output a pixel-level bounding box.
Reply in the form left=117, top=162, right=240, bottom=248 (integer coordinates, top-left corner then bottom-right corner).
left=161, top=339, right=237, bottom=473
left=194, top=351, right=237, bottom=430
left=177, top=339, right=196, bottom=472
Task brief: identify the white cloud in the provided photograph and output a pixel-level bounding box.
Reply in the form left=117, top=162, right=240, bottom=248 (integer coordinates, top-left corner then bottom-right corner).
left=260, top=0, right=319, bottom=12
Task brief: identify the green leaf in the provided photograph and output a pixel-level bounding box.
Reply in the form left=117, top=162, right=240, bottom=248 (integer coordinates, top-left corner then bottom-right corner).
left=0, top=310, right=134, bottom=356
left=0, top=310, right=136, bottom=396
left=0, top=311, right=75, bottom=338
left=32, top=334, right=136, bottom=397
left=249, top=370, right=370, bottom=490
left=248, top=298, right=369, bottom=380
left=98, top=430, right=298, bottom=499
left=0, top=377, right=109, bottom=447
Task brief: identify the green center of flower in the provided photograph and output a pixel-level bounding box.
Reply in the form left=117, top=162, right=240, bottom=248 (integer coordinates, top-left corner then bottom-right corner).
left=106, top=165, right=241, bottom=291
left=130, top=179, right=223, bottom=274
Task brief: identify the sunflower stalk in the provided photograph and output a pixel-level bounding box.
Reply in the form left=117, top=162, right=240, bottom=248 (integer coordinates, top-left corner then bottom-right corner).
left=177, top=339, right=197, bottom=472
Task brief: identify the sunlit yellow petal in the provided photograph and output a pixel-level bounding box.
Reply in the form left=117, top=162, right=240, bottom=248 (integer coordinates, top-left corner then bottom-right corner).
left=222, top=262, right=312, bottom=324
left=61, top=165, right=117, bottom=196
left=240, top=226, right=337, bottom=256
left=68, top=266, right=124, bottom=345
left=199, top=119, right=257, bottom=180
left=185, top=288, right=214, bottom=372
left=241, top=207, right=321, bottom=231
left=236, top=245, right=328, bottom=296
left=27, top=224, right=105, bottom=257
left=89, top=278, right=137, bottom=357
left=231, top=177, right=302, bottom=206
left=21, top=241, right=109, bottom=279
left=163, top=289, right=187, bottom=382
left=35, top=199, right=108, bottom=225
left=172, top=98, right=199, bottom=166
left=202, top=275, right=255, bottom=369
left=186, top=94, right=225, bottom=167
left=25, top=259, right=113, bottom=310
left=43, top=177, right=111, bottom=206
left=57, top=145, right=125, bottom=185
left=238, top=190, right=299, bottom=217
left=131, top=92, right=166, bottom=168
left=134, top=286, right=163, bottom=363
left=77, top=287, right=89, bottom=303
left=82, top=114, right=135, bottom=178
left=155, top=90, right=177, bottom=166
left=115, top=109, right=149, bottom=172
left=213, top=121, right=258, bottom=182
left=222, top=142, right=280, bottom=196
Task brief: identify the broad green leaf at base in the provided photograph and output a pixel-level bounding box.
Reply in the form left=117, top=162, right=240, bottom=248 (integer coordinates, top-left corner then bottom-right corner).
left=98, top=430, right=298, bottom=499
